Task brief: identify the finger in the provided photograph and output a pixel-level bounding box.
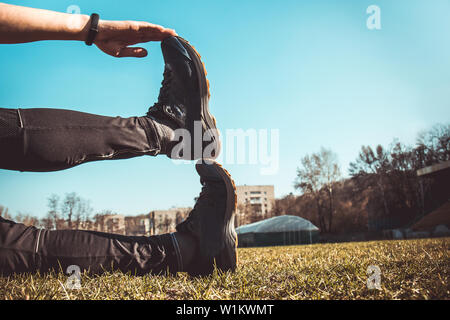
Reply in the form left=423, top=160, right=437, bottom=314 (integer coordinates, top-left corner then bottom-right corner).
left=116, top=47, right=148, bottom=58
left=161, top=27, right=178, bottom=37
left=96, top=40, right=148, bottom=58
left=133, top=22, right=178, bottom=41
left=140, top=29, right=177, bottom=42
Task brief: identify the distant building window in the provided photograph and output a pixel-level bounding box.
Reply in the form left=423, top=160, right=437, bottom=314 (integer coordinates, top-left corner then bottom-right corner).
left=250, top=191, right=261, bottom=195
left=250, top=197, right=262, bottom=204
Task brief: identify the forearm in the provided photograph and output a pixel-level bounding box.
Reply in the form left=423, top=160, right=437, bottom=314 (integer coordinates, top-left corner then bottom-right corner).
left=0, top=2, right=89, bottom=43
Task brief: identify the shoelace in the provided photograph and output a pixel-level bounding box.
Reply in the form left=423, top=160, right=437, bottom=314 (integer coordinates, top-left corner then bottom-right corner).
left=158, top=68, right=173, bottom=101
left=183, top=185, right=213, bottom=223
left=146, top=67, right=173, bottom=117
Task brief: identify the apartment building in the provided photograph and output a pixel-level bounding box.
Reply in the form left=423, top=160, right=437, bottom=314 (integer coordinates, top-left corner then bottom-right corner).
left=236, top=185, right=275, bottom=225
left=95, top=214, right=126, bottom=235
left=125, top=214, right=152, bottom=236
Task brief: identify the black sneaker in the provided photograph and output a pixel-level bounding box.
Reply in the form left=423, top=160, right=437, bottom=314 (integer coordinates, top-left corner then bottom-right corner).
left=177, top=160, right=237, bottom=276
left=146, top=36, right=220, bottom=160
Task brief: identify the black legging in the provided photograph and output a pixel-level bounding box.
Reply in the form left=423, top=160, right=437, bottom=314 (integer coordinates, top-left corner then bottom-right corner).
left=0, top=216, right=178, bottom=276
left=0, top=107, right=179, bottom=276
left=0, top=107, right=160, bottom=172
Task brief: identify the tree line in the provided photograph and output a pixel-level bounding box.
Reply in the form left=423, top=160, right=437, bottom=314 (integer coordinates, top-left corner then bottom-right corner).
left=270, top=123, right=449, bottom=234
left=1, top=123, right=448, bottom=234
left=0, top=192, right=99, bottom=230
left=0, top=193, right=190, bottom=235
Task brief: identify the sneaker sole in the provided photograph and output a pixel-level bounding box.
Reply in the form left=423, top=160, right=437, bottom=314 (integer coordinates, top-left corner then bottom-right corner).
left=196, top=160, right=238, bottom=273
left=176, top=37, right=221, bottom=159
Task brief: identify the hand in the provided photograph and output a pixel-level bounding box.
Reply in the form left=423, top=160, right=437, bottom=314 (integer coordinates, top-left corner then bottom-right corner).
left=93, top=20, right=177, bottom=58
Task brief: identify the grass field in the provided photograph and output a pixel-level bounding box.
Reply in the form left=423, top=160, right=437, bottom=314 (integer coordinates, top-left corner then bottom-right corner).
left=1, top=237, right=448, bottom=300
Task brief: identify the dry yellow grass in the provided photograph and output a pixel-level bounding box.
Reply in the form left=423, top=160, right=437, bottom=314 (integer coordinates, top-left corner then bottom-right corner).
left=1, top=237, right=448, bottom=300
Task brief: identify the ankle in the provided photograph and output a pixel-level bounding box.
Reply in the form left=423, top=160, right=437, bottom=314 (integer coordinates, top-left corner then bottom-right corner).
left=173, top=232, right=197, bottom=271
left=139, top=116, right=177, bottom=155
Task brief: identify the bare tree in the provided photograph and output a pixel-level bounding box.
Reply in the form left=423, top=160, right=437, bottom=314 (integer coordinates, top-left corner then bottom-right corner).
left=73, top=198, right=93, bottom=230
left=61, top=192, right=80, bottom=229
left=348, top=136, right=441, bottom=229
left=270, top=193, right=301, bottom=218
left=249, top=204, right=261, bottom=224
left=0, top=205, right=12, bottom=220
left=349, top=145, right=390, bottom=218
left=40, top=214, right=54, bottom=229
left=295, top=147, right=341, bottom=232
left=47, top=194, right=60, bottom=230
left=416, top=123, right=450, bottom=166
left=14, top=212, right=39, bottom=227
left=81, top=200, right=94, bottom=230
left=320, top=148, right=341, bottom=232
left=236, top=203, right=246, bottom=227
left=237, top=201, right=255, bottom=226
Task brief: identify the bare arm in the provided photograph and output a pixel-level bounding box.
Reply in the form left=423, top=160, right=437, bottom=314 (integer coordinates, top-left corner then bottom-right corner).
left=0, top=2, right=177, bottom=57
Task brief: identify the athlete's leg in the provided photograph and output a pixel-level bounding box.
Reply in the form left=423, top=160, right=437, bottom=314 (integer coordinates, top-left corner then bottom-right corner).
left=0, top=107, right=174, bottom=172
left=0, top=216, right=196, bottom=276
left=0, top=36, right=220, bottom=172
left=0, top=159, right=238, bottom=277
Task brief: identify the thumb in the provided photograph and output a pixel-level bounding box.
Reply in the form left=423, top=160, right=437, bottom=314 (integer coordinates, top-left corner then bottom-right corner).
left=115, top=47, right=148, bottom=58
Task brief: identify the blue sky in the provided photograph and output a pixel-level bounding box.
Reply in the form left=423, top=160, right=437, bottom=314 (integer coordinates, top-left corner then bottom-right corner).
left=0, top=0, right=449, bottom=218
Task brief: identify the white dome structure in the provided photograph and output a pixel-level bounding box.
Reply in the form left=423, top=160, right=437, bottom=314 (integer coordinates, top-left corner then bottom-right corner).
left=237, top=215, right=319, bottom=234
left=236, top=215, right=319, bottom=247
